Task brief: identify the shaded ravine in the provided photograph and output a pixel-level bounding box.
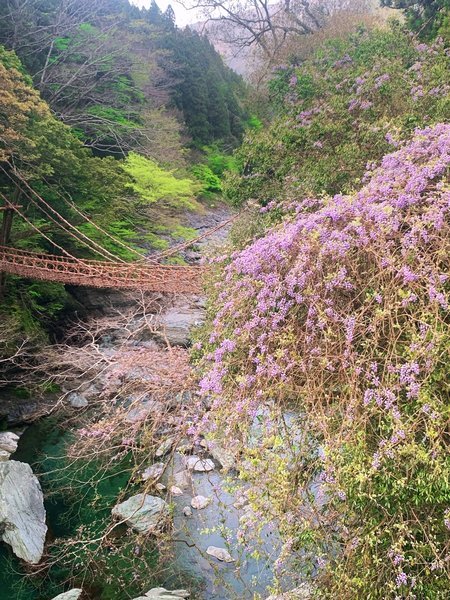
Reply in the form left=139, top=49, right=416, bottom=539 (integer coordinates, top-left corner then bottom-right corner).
left=0, top=204, right=300, bottom=600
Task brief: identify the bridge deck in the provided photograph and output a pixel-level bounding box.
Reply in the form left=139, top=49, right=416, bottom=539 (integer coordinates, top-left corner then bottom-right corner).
left=0, top=246, right=203, bottom=294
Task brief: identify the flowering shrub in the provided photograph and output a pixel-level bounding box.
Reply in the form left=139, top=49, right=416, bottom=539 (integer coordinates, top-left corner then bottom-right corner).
left=225, top=26, right=450, bottom=209
left=196, top=124, right=450, bottom=597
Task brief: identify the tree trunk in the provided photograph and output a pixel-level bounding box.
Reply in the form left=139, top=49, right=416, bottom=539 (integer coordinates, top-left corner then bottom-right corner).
left=0, top=188, right=19, bottom=297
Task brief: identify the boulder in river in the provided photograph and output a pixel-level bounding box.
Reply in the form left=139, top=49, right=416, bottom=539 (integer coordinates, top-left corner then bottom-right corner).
left=0, top=460, right=47, bottom=564
left=112, top=493, right=169, bottom=534
left=186, top=456, right=215, bottom=472
left=133, top=588, right=190, bottom=599
left=51, top=590, right=83, bottom=600
left=157, top=301, right=205, bottom=346
left=142, top=462, right=165, bottom=482
left=191, top=495, right=210, bottom=510
left=206, top=546, right=235, bottom=563
left=0, top=431, right=19, bottom=454
left=265, top=584, right=315, bottom=599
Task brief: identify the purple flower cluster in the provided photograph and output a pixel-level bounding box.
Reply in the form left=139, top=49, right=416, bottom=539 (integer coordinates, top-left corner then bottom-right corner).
left=333, top=54, right=353, bottom=69
left=297, top=107, right=320, bottom=126
left=199, top=122, right=449, bottom=465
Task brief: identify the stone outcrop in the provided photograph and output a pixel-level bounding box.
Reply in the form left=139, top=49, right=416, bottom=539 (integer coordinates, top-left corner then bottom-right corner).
left=206, top=546, right=235, bottom=563
left=0, top=450, right=10, bottom=462
left=265, top=584, right=314, bottom=600
left=206, top=441, right=236, bottom=471
left=0, top=431, right=19, bottom=454
left=0, top=460, right=47, bottom=564
left=112, top=493, right=169, bottom=533
left=133, top=588, right=189, bottom=599
left=156, top=299, right=205, bottom=346
left=51, top=589, right=83, bottom=600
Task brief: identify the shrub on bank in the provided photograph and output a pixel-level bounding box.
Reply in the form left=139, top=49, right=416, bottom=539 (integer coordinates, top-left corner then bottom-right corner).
left=225, top=26, right=450, bottom=209
left=196, top=124, right=450, bottom=598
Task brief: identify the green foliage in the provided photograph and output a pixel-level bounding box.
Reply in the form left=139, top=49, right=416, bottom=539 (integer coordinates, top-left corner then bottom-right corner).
left=245, top=114, right=263, bottom=130
left=0, top=0, right=247, bottom=154
left=0, top=48, right=205, bottom=338
left=123, top=151, right=199, bottom=209
left=172, top=224, right=197, bottom=240
left=3, top=279, right=71, bottom=334
left=87, top=105, right=140, bottom=128
left=191, top=164, right=222, bottom=196
left=382, top=0, right=450, bottom=39
left=202, top=144, right=239, bottom=177
left=225, top=26, right=450, bottom=208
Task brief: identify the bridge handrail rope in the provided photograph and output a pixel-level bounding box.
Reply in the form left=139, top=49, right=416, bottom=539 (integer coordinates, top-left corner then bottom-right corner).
left=1, top=166, right=126, bottom=263
left=39, top=172, right=156, bottom=262
left=0, top=246, right=202, bottom=293
left=3, top=163, right=240, bottom=265
left=0, top=191, right=80, bottom=260
left=0, top=245, right=203, bottom=271
left=0, top=164, right=241, bottom=292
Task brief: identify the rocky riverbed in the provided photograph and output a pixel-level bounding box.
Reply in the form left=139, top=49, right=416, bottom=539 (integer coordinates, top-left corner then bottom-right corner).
left=0, top=204, right=308, bottom=600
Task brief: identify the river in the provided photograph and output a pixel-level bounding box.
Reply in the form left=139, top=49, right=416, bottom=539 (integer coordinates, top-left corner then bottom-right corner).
left=0, top=204, right=291, bottom=600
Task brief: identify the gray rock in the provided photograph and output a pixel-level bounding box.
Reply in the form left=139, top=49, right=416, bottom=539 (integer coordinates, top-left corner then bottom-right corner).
left=112, top=493, right=169, bottom=534
left=0, top=431, right=19, bottom=454
left=0, top=450, right=10, bottom=462
left=142, top=463, right=165, bottom=482
left=155, top=437, right=176, bottom=458
left=186, top=456, right=215, bottom=472
left=172, top=469, right=191, bottom=490
left=125, top=399, right=160, bottom=424
left=67, top=392, right=88, bottom=408
left=51, top=590, right=83, bottom=600
left=0, top=460, right=47, bottom=564
left=176, top=439, right=194, bottom=454
left=206, top=546, right=235, bottom=563
left=265, top=584, right=315, bottom=600
left=157, top=303, right=205, bottom=346
left=80, top=383, right=100, bottom=400
left=168, top=391, right=192, bottom=408
left=133, top=588, right=190, bottom=599
left=207, top=441, right=236, bottom=471
left=191, top=495, right=210, bottom=510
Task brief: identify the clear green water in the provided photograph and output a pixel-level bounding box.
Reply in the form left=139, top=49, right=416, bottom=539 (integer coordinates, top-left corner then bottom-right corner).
left=0, top=418, right=159, bottom=600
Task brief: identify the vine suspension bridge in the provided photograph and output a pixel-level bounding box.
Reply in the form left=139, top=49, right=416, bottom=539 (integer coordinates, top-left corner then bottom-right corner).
left=0, top=245, right=203, bottom=294
left=0, top=170, right=235, bottom=294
